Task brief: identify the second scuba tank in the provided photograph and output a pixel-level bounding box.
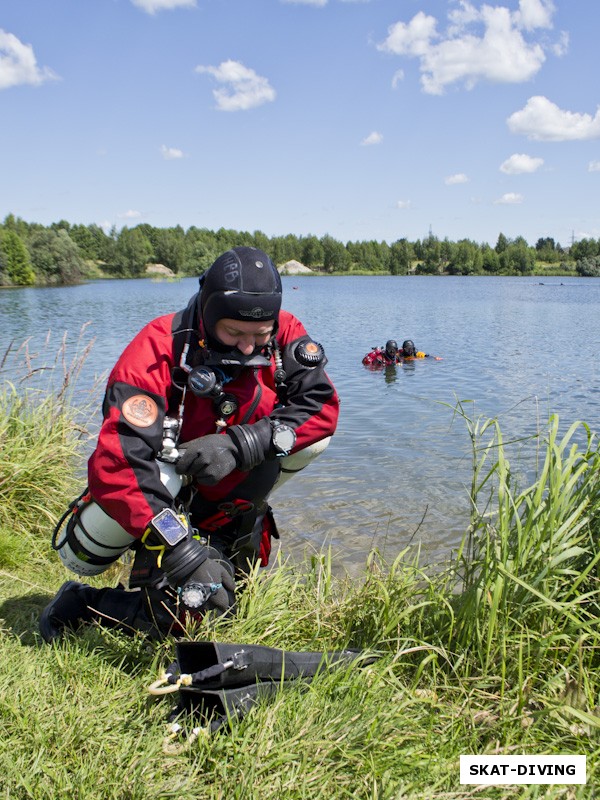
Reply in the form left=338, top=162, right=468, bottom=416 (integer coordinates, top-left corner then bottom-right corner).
left=53, top=461, right=183, bottom=577
left=52, top=417, right=184, bottom=577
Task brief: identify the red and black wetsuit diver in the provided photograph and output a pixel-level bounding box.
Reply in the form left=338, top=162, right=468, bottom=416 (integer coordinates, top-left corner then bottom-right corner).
left=41, top=247, right=339, bottom=641
left=362, top=339, right=400, bottom=367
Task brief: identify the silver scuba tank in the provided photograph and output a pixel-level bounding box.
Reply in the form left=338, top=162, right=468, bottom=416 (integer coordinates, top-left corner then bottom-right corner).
left=53, top=417, right=184, bottom=577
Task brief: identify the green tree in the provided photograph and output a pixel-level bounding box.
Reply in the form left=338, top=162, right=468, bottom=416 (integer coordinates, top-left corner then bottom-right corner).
left=27, top=229, right=85, bottom=284
left=270, top=235, right=298, bottom=266
left=576, top=256, right=600, bottom=277
left=422, top=234, right=441, bottom=273
left=251, top=230, right=271, bottom=254
left=388, top=239, right=412, bottom=275
left=495, top=232, right=509, bottom=254
left=506, top=237, right=535, bottom=275
left=570, top=238, right=599, bottom=261
left=110, top=227, right=154, bottom=277
left=481, top=245, right=500, bottom=274
left=535, top=237, right=561, bottom=264
left=153, top=227, right=186, bottom=273
left=447, top=239, right=482, bottom=275
left=301, top=235, right=324, bottom=268
left=0, top=229, right=36, bottom=285
left=321, top=235, right=348, bottom=273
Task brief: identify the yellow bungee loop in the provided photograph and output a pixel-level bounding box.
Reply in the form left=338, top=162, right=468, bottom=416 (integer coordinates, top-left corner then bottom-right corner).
left=147, top=671, right=193, bottom=696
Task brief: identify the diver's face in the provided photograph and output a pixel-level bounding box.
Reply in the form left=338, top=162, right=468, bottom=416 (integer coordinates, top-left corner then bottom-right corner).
left=213, top=318, right=275, bottom=355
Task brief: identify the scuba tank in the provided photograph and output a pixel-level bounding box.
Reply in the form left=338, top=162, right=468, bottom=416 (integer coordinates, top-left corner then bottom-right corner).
left=52, top=418, right=184, bottom=577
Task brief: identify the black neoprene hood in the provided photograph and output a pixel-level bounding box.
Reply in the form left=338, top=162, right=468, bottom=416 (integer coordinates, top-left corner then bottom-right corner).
left=199, top=247, right=282, bottom=338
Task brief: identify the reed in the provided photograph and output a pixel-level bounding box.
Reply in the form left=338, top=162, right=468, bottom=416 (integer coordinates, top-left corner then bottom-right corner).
left=0, top=328, right=98, bottom=571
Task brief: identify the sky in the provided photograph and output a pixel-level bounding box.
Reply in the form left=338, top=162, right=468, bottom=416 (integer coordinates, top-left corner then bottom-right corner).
left=1, top=0, right=600, bottom=248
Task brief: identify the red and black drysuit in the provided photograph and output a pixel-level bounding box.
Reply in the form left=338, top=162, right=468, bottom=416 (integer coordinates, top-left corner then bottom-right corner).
left=88, top=296, right=339, bottom=571
left=362, top=348, right=398, bottom=367
left=67, top=297, right=339, bottom=637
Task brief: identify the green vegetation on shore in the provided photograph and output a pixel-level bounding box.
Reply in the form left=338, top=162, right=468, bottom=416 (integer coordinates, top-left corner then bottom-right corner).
left=2, top=213, right=600, bottom=287
left=1, top=342, right=599, bottom=798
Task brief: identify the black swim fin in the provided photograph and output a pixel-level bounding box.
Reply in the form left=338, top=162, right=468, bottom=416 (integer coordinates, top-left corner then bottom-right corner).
left=177, top=681, right=281, bottom=731
left=174, top=640, right=376, bottom=690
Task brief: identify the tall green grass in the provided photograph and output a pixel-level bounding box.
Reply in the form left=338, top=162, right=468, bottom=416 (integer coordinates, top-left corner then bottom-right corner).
left=0, top=344, right=598, bottom=798
left=0, top=329, right=97, bottom=573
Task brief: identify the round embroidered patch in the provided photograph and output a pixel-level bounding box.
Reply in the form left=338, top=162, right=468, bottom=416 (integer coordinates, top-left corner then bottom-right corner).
left=122, top=394, right=159, bottom=428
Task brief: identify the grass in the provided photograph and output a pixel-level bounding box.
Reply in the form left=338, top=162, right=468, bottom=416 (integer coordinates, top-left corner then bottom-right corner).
left=0, top=342, right=599, bottom=798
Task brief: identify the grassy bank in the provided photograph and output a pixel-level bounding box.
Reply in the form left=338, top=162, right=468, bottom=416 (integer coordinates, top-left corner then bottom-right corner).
left=0, top=370, right=598, bottom=798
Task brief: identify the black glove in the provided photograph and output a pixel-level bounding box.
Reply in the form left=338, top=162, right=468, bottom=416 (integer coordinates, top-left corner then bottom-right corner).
left=181, top=550, right=236, bottom=614
left=161, top=538, right=235, bottom=615
left=176, top=418, right=274, bottom=481
left=175, top=433, right=238, bottom=484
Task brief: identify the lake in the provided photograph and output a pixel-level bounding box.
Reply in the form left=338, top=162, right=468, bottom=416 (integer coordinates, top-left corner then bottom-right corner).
left=2, top=274, right=599, bottom=574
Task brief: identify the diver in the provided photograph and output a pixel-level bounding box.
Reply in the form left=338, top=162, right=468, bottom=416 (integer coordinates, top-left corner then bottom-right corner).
left=40, top=246, right=339, bottom=642
left=362, top=339, right=401, bottom=367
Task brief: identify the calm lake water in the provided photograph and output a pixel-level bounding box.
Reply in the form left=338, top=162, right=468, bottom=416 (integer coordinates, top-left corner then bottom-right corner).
left=2, top=275, right=599, bottom=574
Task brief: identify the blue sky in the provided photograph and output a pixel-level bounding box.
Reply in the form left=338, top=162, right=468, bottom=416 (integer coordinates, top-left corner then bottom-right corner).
left=1, top=0, right=599, bottom=248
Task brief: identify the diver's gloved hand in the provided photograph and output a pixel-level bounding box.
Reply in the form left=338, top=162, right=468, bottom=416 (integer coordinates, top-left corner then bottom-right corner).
left=182, top=549, right=236, bottom=614
left=175, top=433, right=238, bottom=484
left=161, top=538, right=235, bottom=614
left=176, top=419, right=274, bottom=481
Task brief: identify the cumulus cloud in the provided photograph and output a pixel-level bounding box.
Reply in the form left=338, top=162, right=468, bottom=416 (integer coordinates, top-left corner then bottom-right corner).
left=119, top=209, right=143, bottom=220
left=280, top=0, right=327, bottom=5
left=0, top=29, right=58, bottom=90
left=377, top=0, right=563, bottom=95
left=494, top=192, right=523, bottom=204
left=507, top=95, right=600, bottom=141
left=280, top=0, right=372, bottom=4
left=396, top=200, right=412, bottom=209
left=361, top=131, right=383, bottom=146
left=131, top=0, right=196, bottom=13
left=445, top=173, right=469, bottom=185
left=500, top=153, right=543, bottom=173
left=160, top=144, right=185, bottom=160
left=513, top=0, right=555, bottom=31
left=195, top=60, right=276, bottom=111
left=588, top=161, right=600, bottom=173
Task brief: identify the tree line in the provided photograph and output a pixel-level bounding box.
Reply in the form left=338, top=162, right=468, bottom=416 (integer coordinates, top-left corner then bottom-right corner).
left=1, top=213, right=600, bottom=287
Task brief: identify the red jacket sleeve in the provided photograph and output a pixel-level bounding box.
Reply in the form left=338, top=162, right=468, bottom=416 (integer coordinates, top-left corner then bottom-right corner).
left=87, top=315, right=177, bottom=537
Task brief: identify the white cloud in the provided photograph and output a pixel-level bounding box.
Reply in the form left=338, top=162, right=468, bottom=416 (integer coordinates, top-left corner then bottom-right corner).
left=494, top=192, right=524, bottom=204
left=195, top=60, right=276, bottom=111
left=507, top=96, right=600, bottom=141
left=377, top=1, right=562, bottom=95
left=131, top=0, right=196, bottom=13
left=280, top=0, right=327, bottom=6
left=0, top=29, right=58, bottom=90
left=513, top=0, right=555, bottom=31
left=551, top=30, right=569, bottom=57
left=588, top=161, right=600, bottom=173
left=379, top=12, right=438, bottom=59
left=445, top=173, right=469, bottom=185
left=160, top=144, right=185, bottom=160
left=361, top=131, right=383, bottom=146
left=500, top=153, right=543, bottom=173
left=391, top=69, right=404, bottom=89
left=396, top=200, right=411, bottom=209
left=119, top=209, right=143, bottom=220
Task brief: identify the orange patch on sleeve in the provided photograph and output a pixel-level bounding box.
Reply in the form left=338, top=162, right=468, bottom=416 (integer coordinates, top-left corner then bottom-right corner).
left=121, top=394, right=159, bottom=428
